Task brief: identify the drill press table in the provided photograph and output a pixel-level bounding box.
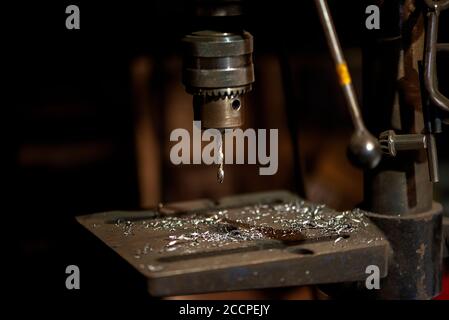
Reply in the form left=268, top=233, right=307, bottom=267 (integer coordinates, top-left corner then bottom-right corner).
left=77, top=191, right=389, bottom=297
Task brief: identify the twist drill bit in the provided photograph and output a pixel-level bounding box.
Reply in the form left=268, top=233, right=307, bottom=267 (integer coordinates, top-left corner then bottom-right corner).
left=217, top=130, right=224, bottom=183
left=217, top=162, right=224, bottom=184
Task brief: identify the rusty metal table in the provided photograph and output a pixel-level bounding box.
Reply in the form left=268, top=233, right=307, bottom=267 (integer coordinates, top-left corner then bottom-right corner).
left=77, top=190, right=389, bottom=297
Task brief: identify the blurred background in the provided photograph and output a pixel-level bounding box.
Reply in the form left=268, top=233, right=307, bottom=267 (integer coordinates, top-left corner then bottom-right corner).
left=6, top=0, right=448, bottom=300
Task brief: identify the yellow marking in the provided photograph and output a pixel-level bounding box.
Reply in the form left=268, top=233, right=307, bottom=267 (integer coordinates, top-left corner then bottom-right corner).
left=336, top=62, right=352, bottom=86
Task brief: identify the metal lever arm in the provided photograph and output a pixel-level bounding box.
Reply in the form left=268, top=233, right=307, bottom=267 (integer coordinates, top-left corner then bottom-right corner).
left=424, top=0, right=449, bottom=112
left=314, top=0, right=381, bottom=169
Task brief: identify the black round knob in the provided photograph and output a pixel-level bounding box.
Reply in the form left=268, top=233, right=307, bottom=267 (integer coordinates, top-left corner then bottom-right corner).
left=347, top=131, right=382, bottom=169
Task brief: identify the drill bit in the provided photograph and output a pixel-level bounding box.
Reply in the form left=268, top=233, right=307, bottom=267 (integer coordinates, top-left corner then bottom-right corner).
left=217, top=162, right=224, bottom=183
left=217, top=130, right=224, bottom=183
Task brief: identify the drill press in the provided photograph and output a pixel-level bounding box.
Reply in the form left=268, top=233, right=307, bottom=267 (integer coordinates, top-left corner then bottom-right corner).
left=181, top=0, right=382, bottom=184
left=76, top=0, right=449, bottom=299
left=181, top=1, right=255, bottom=182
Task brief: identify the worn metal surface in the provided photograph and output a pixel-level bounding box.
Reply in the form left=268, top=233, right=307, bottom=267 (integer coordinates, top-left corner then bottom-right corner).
left=77, top=191, right=389, bottom=297
left=364, top=203, right=443, bottom=299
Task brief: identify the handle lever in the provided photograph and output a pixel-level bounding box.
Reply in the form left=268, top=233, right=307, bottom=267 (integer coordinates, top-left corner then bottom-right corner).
left=314, top=0, right=382, bottom=169
left=424, top=0, right=449, bottom=112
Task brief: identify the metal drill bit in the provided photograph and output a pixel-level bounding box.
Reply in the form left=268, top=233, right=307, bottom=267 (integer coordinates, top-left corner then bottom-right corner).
left=217, top=130, right=224, bottom=183
left=217, top=163, right=224, bottom=183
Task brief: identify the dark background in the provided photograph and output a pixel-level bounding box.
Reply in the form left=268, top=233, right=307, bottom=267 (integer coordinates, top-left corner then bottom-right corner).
left=4, top=0, right=448, bottom=301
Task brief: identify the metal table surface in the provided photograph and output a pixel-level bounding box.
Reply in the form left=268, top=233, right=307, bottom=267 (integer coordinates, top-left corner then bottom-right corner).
left=77, top=190, right=389, bottom=297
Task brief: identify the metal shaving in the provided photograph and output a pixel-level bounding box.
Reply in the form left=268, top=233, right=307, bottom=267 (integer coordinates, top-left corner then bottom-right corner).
left=115, top=219, right=135, bottom=236
left=113, top=200, right=369, bottom=255
left=229, top=201, right=368, bottom=236
left=147, top=211, right=265, bottom=253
